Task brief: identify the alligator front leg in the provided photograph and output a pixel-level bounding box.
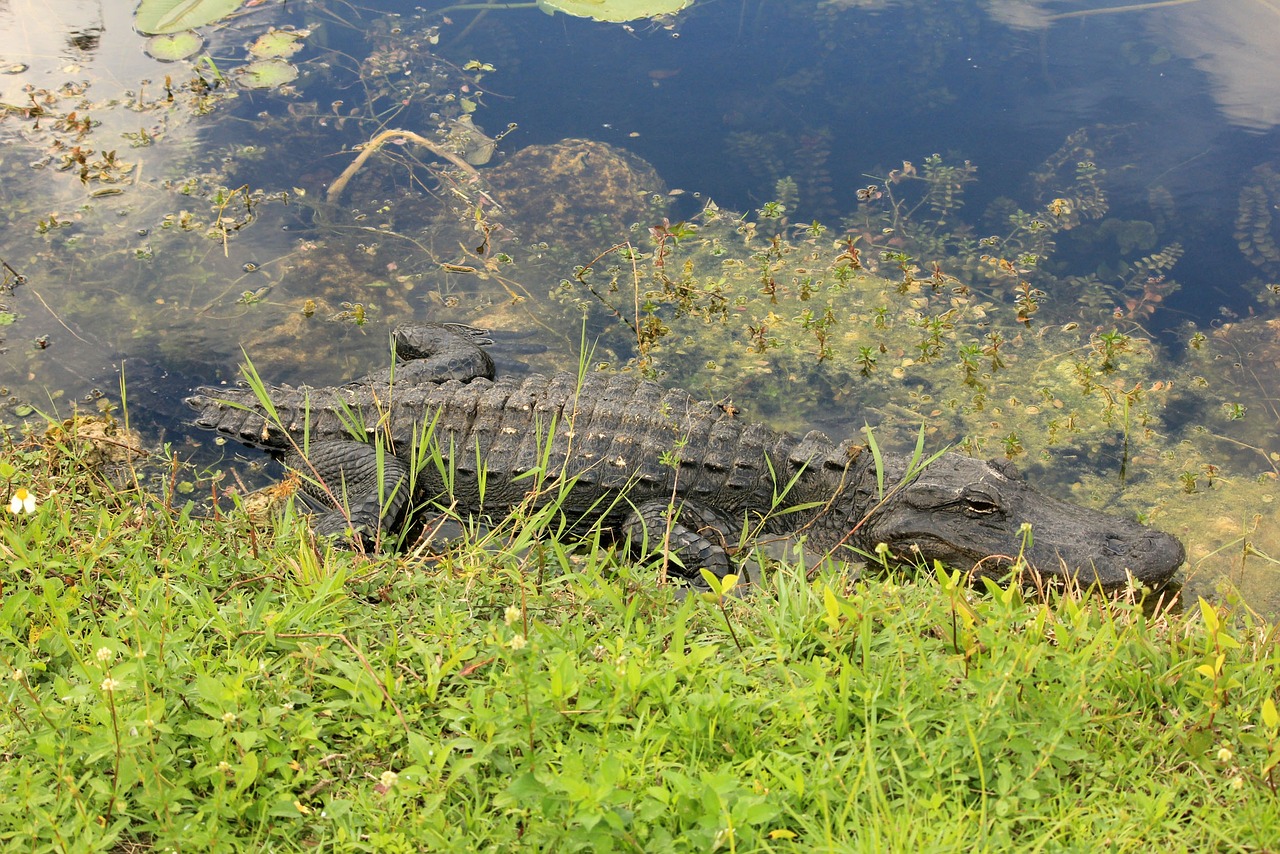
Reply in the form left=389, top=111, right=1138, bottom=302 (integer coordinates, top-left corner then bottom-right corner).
left=353, top=323, right=496, bottom=387
left=286, top=439, right=411, bottom=543
left=622, top=500, right=745, bottom=589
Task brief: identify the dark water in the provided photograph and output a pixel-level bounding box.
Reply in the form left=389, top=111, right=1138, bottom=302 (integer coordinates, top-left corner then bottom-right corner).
left=2, top=0, right=1279, bottom=608
left=468, top=1, right=1275, bottom=326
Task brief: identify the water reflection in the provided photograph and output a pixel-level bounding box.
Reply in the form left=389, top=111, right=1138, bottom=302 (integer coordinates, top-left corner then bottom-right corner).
left=0, top=1, right=156, bottom=103
left=985, top=0, right=1280, bottom=130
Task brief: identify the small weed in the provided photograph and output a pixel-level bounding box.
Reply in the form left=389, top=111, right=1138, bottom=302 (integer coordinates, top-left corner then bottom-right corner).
left=1094, top=328, right=1131, bottom=371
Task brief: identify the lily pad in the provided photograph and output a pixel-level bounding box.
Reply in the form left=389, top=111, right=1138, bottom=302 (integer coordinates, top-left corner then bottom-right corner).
left=134, top=0, right=245, bottom=35
left=535, top=0, right=693, bottom=22
left=248, top=28, right=309, bottom=60
left=237, top=59, right=299, bottom=89
left=145, top=30, right=205, bottom=62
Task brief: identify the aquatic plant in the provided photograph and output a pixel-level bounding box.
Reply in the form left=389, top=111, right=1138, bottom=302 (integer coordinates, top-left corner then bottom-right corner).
left=134, top=0, right=246, bottom=35
left=1236, top=162, right=1280, bottom=275
left=432, top=0, right=693, bottom=23
left=540, top=129, right=1280, bottom=609
left=145, top=31, right=205, bottom=63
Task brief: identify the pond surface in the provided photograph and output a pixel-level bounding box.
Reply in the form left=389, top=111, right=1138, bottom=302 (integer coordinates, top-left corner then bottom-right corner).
left=2, top=0, right=1279, bottom=611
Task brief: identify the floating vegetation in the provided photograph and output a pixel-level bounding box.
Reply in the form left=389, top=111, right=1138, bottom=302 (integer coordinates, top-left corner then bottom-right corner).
left=236, top=58, right=299, bottom=90
left=145, top=31, right=205, bottom=62
left=247, top=27, right=308, bottom=60
left=134, top=0, right=246, bottom=35
left=537, top=0, right=694, bottom=23
left=560, top=198, right=1174, bottom=471
left=434, top=0, right=693, bottom=23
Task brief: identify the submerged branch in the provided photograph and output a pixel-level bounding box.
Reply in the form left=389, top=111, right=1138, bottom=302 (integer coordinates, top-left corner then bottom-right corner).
left=433, top=2, right=538, bottom=14
left=327, top=129, right=480, bottom=205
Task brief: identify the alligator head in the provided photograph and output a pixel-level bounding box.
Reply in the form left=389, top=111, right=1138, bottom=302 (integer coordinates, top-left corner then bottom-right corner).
left=853, top=453, right=1184, bottom=591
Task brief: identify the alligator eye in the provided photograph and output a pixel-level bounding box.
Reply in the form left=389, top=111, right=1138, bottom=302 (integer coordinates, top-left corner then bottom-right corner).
left=965, top=496, right=1000, bottom=514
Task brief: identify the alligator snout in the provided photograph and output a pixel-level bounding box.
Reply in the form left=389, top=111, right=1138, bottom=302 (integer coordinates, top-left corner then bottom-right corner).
left=1147, top=530, right=1186, bottom=578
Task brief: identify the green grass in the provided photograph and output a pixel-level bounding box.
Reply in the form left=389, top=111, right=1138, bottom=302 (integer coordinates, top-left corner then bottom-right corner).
left=2, top=416, right=1279, bottom=852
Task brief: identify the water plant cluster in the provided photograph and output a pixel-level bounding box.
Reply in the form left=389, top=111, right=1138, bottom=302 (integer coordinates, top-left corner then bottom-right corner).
left=559, top=139, right=1162, bottom=449
left=549, top=132, right=1278, bottom=609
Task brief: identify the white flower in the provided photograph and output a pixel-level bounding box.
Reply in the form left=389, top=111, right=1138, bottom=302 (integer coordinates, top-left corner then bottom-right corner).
left=222, top=712, right=237, bottom=723
left=504, top=605, right=521, bottom=626
left=96, top=647, right=113, bottom=663
left=9, top=488, right=36, bottom=515
left=380, top=770, right=398, bottom=790
left=509, top=634, right=527, bottom=651
left=101, top=677, right=121, bottom=693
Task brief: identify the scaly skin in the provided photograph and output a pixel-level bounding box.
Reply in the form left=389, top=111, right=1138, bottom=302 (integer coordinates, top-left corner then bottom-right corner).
left=187, top=324, right=1185, bottom=591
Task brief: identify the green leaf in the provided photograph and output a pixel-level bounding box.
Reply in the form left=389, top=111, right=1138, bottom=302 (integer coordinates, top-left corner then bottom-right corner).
left=145, top=31, right=204, bottom=62
left=237, top=59, right=299, bottom=90
left=181, top=718, right=222, bottom=739
left=535, top=0, right=693, bottom=23
left=865, top=423, right=885, bottom=498
left=821, top=584, right=840, bottom=629
left=248, top=28, right=308, bottom=59
left=233, top=751, right=260, bottom=794
left=1198, top=597, right=1219, bottom=633
left=135, top=0, right=246, bottom=35
left=1263, top=697, right=1279, bottom=730
left=505, top=771, right=547, bottom=802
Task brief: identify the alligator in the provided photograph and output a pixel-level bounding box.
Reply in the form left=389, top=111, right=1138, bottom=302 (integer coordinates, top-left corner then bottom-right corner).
left=186, top=323, right=1185, bottom=592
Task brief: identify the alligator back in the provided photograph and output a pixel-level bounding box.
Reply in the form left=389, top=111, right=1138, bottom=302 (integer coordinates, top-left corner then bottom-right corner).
left=187, top=372, right=857, bottom=524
